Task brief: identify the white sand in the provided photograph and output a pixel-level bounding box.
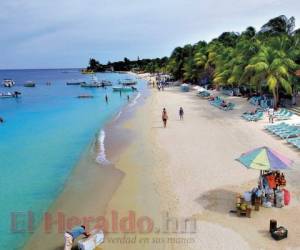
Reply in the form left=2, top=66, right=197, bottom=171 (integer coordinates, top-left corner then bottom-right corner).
left=150, top=87, right=300, bottom=249
left=24, top=84, right=300, bottom=249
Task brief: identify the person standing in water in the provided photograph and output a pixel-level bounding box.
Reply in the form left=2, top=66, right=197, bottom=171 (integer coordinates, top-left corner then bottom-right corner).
left=162, top=108, right=168, bottom=128
left=127, top=95, right=130, bottom=102
left=105, top=94, right=108, bottom=104
left=179, top=107, right=184, bottom=120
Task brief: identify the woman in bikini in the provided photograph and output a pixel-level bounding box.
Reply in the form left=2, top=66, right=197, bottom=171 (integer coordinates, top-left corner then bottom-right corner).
left=162, top=108, right=168, bottom=128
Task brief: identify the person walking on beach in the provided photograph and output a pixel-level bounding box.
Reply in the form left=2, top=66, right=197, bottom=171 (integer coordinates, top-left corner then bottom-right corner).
left=105, top=94, right=108, bottom=104
left=179, top=107, right=184, bottom=120
left=268, top=107, right=274, bottom=123
left=64, top=225, right=90, bottom=250
left=162, top=108, right=168, bottom=128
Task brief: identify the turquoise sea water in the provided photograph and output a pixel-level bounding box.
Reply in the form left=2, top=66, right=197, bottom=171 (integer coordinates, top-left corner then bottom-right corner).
left=0, top=69, right=145, bottom=249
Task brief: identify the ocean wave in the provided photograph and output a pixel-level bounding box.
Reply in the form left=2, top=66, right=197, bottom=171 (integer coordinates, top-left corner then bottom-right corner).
left=129, top=92, right=141, bottom=107
left=96, top=130, right=110, bottom=165
left=114, top=110, right=122, bottom=121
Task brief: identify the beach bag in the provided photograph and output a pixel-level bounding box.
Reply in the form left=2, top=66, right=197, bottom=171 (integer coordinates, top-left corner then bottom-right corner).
left=275, top=190, right=284, bottom=208
left=243, top=192, right=252, bottom=202
left=78, top=229, right=104, bottom=250
left=282, top=189, right=290, bottom=205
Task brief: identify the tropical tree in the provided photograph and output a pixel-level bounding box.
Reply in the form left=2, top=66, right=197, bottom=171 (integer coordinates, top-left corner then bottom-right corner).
left=260, top=15, right=295, bottom=35
left=244, top=39, right=298, bottom=107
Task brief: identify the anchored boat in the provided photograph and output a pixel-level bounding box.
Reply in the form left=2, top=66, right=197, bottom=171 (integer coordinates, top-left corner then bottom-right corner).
left=113, top=86, right=137, bottom=92
left=101, top=80, right=112, bottom=87
left=0, top=91, right=21, bottom=98
left=24, top=81, right=36, bottom=87
left=66, top=81, right=86, bottom=86
left=81, top=76, right=102, bottom=88
left=119, top=79, right=137, bottom=86
left=77, top=94, right=94, bottom=98
left=2, top=79, right=15, bottom=87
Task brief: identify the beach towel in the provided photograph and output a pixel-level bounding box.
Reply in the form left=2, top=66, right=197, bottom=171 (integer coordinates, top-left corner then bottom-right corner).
left=282, top=189, right=290, bottom=205
left=266, top=175, right=276, bottom=189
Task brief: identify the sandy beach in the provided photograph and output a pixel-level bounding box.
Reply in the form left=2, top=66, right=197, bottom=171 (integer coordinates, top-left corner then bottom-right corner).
left=101, top=85, right=300, bottom=250
left=25, top=84, right=300, bottom=250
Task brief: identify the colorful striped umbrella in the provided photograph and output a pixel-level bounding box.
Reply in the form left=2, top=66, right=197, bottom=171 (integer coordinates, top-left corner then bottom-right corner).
left=237, top=146, right=293, bottom=170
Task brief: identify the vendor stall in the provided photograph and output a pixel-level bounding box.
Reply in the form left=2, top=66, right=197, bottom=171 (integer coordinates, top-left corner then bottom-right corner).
left=236, top=146, right=293, bottom=211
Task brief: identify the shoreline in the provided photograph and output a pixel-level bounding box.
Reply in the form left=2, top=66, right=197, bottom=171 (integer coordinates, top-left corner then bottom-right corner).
left=23, top=77, right=149, bottom=249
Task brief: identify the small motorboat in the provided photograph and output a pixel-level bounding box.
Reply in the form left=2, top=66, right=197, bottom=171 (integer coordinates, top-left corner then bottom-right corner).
left=101, top=80, right=112, bottom=87
left=67, top=81, right=86, bottom=85
left=24, top=81, right=36, bottom=87
left=77, top=94, right=94, bottom=98
left=113, top=86, right=137, bottom=92
left=81, top=82, right=102, bottom=88
left=81, top=76, right=102, bottom=88
left=3, top=79, right=15, bottom=87
left=119, top=79, right=137, bottom=86
left=0, top=91, right=21, bottom=98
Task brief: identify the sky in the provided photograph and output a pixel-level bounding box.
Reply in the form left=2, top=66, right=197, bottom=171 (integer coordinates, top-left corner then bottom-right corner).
left=0, top=0, right=299, bottom=69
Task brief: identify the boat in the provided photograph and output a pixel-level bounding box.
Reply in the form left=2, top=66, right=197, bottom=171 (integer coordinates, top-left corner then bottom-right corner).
left=24, top=81, right=36, bottom=87
left=101, top=80, right=112, bottom=87
left=66, top=81, right=86, bottom=86
left=113, top=86, right=137, bottom=92
left=119, top=79, right=137, bottom=86
left=81, top=82, right=102, bottom=88
left=81, top=76, right=102, bottom=88
left=77, top=94, right=94, bottom=98
left=0, top=91, right=21, bottom=98
left=2, top=79, right=15, bottom=87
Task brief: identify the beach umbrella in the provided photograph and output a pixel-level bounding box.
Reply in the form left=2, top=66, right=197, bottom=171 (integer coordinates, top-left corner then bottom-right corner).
left=237, top=146, right=293, bottom=171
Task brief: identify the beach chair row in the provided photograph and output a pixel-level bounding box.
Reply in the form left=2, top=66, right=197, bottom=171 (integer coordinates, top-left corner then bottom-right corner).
left=197, top=91, right=211, bottom=98
left=274, top=109, right=293, bottom=120
left=209, top=97, right=235, bottom=111
left=241, top=111, right=264, bottom=121
left=287, top=137, right=300, bottom=149
left=265, top=123, right=300, bottom=139
left=249, top=96, right=272, bottom=110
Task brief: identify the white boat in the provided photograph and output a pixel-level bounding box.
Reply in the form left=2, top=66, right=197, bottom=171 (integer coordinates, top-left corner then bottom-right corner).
left=0, top=91, right=21, bottom=98
left=80, top=76, right=102, bottom=88
left=3, top=79, right=15, bottom=87
left=66, top=80, right=86, bottom=85
left=81, top=82, right=102, bottom=88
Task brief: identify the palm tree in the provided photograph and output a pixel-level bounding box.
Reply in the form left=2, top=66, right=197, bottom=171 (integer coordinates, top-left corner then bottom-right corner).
left=244, top=38, right=297, bottom=107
